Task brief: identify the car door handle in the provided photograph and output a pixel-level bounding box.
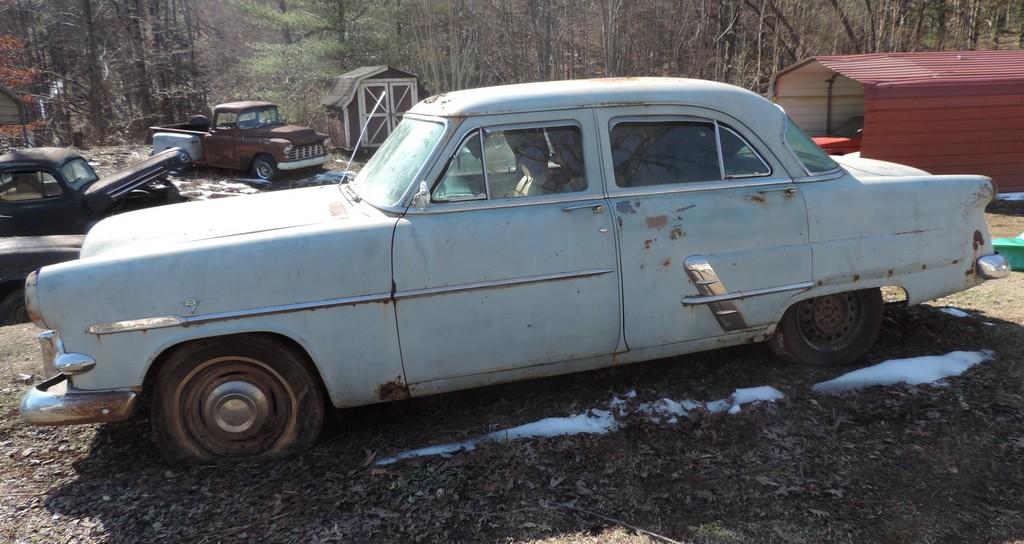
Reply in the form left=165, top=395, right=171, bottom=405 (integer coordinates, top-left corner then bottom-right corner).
left=562, top=203, right=605, bottom=214
left=749, top=187, right=796, bottom=202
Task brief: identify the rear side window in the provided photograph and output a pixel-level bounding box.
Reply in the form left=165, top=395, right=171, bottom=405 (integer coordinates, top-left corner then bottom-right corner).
left=214, top=112, right=237, bottom=130
left=611, top=122, right=720, bottom=187
left=0, top=171, right=63, bottom=201
left=785, top=116, right=838, bottom=174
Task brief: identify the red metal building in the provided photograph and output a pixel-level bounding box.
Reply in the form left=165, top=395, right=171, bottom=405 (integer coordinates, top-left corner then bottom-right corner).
left=770, top=50, right=1024, bottom=192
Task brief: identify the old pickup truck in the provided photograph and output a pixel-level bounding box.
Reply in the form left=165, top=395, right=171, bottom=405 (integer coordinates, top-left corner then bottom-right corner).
left=20, top=78, right=1009, bottom=465
left=150, top=101, right=329, bottom=181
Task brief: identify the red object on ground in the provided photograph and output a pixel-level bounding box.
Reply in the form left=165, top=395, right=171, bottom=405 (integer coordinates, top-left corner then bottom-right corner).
left=812, top=135, right=862, bottom=155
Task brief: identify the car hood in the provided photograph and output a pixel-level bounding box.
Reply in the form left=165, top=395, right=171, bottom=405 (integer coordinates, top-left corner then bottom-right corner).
left=252, top=125, right=326, bottom=146
left=81, top=185, right=382, bottom=259
left=82, top=148, right=190, bottom=212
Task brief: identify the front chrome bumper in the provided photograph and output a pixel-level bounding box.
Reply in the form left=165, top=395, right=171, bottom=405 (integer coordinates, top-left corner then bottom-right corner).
left=277, top=155, right=328, bottom=171
left=977, top=254, right=1011, bottom=280
left=20, top=375, right=138, bottom=425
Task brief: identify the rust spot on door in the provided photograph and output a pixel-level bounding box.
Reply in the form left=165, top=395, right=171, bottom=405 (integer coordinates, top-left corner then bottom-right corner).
left=669, top=227, right=684, bottom=240
left=377, top=378, right=410, bottom=401
left=646, top=215, right=668, bottom=229
left=662, top=258, right=672, bottom=267
left=973, top=230, right=984, bottom=250
left=643, top=239, right=653, bottom=250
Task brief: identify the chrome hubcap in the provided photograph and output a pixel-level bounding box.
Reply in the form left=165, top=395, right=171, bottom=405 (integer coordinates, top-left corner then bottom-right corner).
left=204, top=381, right=269, bottom=434
left=256, top=162, right=272, bottom=179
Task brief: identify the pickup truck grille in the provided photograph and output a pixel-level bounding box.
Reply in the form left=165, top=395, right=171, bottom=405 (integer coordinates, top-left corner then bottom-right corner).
left=287, top=144, right=325, bottom=161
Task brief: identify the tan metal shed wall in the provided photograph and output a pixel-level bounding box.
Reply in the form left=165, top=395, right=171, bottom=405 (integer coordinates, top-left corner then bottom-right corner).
left=773, top=62, right=863, bottom=136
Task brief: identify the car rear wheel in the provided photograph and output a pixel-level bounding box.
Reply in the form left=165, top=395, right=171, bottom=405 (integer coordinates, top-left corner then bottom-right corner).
left=250, top=155, right=279, bottom=181
left=0, top=289, right=28, bottom=326
left=151, top=336, right=324, bottom=465
left=769, top=288, right=883, bottom=367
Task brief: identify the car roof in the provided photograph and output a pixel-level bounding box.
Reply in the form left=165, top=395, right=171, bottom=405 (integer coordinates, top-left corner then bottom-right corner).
left=216, top=101, right=277, bottom=112
left=0, top=147, right=84, bottom=168
left=408, top=77, right=781, bottom=121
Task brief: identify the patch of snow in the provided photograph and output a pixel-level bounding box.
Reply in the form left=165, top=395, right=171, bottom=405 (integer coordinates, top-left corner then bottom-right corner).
left=983, top=322, right=995, bottom=327
left=728, top=386, right=786, bottom=414
left=997, top=192, right=1024, bottom=201
left=938, top=307, right=970, bottom=318
left=376, top=409, right=617, bottom=466
left=812, top=350, right=994, bottom=393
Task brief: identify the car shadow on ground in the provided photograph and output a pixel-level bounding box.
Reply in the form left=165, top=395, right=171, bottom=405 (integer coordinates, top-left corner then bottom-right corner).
left=41, top=305, right=1024, bottom=543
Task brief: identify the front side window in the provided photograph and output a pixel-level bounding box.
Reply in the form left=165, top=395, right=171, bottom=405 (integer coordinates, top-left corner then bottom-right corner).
left=214, top=112, right=237, bottom=130
left=61, top=159, right=99, bottom=190
left=785, top=115, right=839, bottom=174
left=611, top=122, right=720, bottom=187
left=0, top=171, right=63, bottom=201
left=433, top=124, right=587, bottom=202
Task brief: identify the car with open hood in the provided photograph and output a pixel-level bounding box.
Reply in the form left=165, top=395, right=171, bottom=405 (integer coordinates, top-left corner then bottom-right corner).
left=0, top=147, right=187, bottom=237
left=19, top=78, right=1010, bottom=465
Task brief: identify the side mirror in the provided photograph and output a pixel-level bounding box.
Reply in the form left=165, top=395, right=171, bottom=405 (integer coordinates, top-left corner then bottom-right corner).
left=411, top=181, right=431, bottom=210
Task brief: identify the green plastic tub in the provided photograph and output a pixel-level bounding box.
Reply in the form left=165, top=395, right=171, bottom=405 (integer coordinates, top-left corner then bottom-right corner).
left=993, top=235, right=1024, bottom=272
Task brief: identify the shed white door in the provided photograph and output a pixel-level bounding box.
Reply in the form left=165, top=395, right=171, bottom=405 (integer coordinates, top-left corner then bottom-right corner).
left=358, top=79, right=418, bottom=148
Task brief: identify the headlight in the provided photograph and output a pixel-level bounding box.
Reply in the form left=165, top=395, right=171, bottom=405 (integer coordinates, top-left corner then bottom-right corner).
left=283, top=144, right=294, bottom=155
left=24, top=270, right=47, bottom=328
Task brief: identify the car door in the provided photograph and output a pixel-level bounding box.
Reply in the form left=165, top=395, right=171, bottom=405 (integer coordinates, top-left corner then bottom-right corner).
left=595, top=106, right=812, bottom=350
left=205, top=111, right=240, bottom=169
left=0, top=168, right=83, bottom=236
left=391, top=112, right=621, bottom=387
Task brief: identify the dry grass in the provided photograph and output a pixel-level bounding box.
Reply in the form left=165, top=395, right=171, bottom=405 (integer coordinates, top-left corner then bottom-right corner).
left=0, top=203, right=1022, bottom=543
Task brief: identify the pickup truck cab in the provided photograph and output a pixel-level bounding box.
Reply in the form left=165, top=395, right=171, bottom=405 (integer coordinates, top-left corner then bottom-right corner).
left=150, top=101, right=329, bottom=181
left=21, top=78, right=1010, bottom=465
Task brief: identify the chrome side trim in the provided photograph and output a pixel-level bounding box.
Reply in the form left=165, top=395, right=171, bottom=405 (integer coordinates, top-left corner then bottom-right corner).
left=681, top=281, right=814, bottom=305
left=393, top=268, right=615, bottom=300
left=607, top=177, right=792, bottom=199
left=683, top=256, right=747, bottom=331
left=88, top=269, right=615, bottom=335
left=88, top=292, right=392, bottom=335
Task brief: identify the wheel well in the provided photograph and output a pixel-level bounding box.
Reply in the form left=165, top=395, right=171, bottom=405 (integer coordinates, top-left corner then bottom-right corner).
left=248, top=152, right=276, bottom=170
left=142, top=332, right=328, bottom=403
left=0, top=280, right=24, bottom=301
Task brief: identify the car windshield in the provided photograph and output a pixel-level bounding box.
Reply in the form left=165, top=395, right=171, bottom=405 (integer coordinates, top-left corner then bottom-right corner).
left=238, top=106, right=283, bottom=129
left=60, top=159, right=99, bottom=190
left=351, top=118, right=445, bottom=207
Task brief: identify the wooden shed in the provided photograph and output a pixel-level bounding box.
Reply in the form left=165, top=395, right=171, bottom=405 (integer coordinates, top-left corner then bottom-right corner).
left=770, top=50, right=1024, bottom=192
left=322, top=66, right=421, bottom=150
left=0, top=85, right=27, bottom=125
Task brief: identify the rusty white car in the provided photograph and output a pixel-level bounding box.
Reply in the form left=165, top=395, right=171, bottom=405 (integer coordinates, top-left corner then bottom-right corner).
left=20, top=78, right=1009, bottom=464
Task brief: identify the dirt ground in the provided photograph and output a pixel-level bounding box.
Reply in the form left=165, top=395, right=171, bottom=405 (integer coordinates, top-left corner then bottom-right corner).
left=0, top=201, right=1022, bottom=543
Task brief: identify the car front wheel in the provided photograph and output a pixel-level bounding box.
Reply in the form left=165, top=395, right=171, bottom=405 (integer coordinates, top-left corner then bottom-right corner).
left=250, top=155, right=279, bottom=181
left=0, top=289, right=28, bottom=325
left=151, top=336, right=324, bottom=465
left=769, top=288, right=883, bottom=367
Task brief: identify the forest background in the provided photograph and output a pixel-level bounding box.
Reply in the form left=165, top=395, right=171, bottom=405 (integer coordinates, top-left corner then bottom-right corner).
left=1, top=0, right=1022, bottom=144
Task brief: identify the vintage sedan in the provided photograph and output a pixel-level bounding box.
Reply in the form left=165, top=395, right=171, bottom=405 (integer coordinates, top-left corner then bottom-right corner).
left=20, top=78, right=1009, bottom=464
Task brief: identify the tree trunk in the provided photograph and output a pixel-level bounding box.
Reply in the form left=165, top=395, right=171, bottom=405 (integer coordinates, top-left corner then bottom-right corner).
left=80, top=0, right=107, bottom=142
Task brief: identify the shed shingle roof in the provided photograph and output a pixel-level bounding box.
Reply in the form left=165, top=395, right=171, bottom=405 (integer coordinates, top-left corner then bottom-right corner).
left=322, top=65, right=417, bottom=108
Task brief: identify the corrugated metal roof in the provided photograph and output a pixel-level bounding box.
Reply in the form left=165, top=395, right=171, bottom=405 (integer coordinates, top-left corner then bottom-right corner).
left=814, top=50, right=1024, bottom=87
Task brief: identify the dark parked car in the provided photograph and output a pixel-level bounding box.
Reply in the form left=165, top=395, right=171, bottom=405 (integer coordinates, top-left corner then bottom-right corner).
left=0, top=147, right=188, bottom=237
left=0, top=235, right=82, bottom=324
